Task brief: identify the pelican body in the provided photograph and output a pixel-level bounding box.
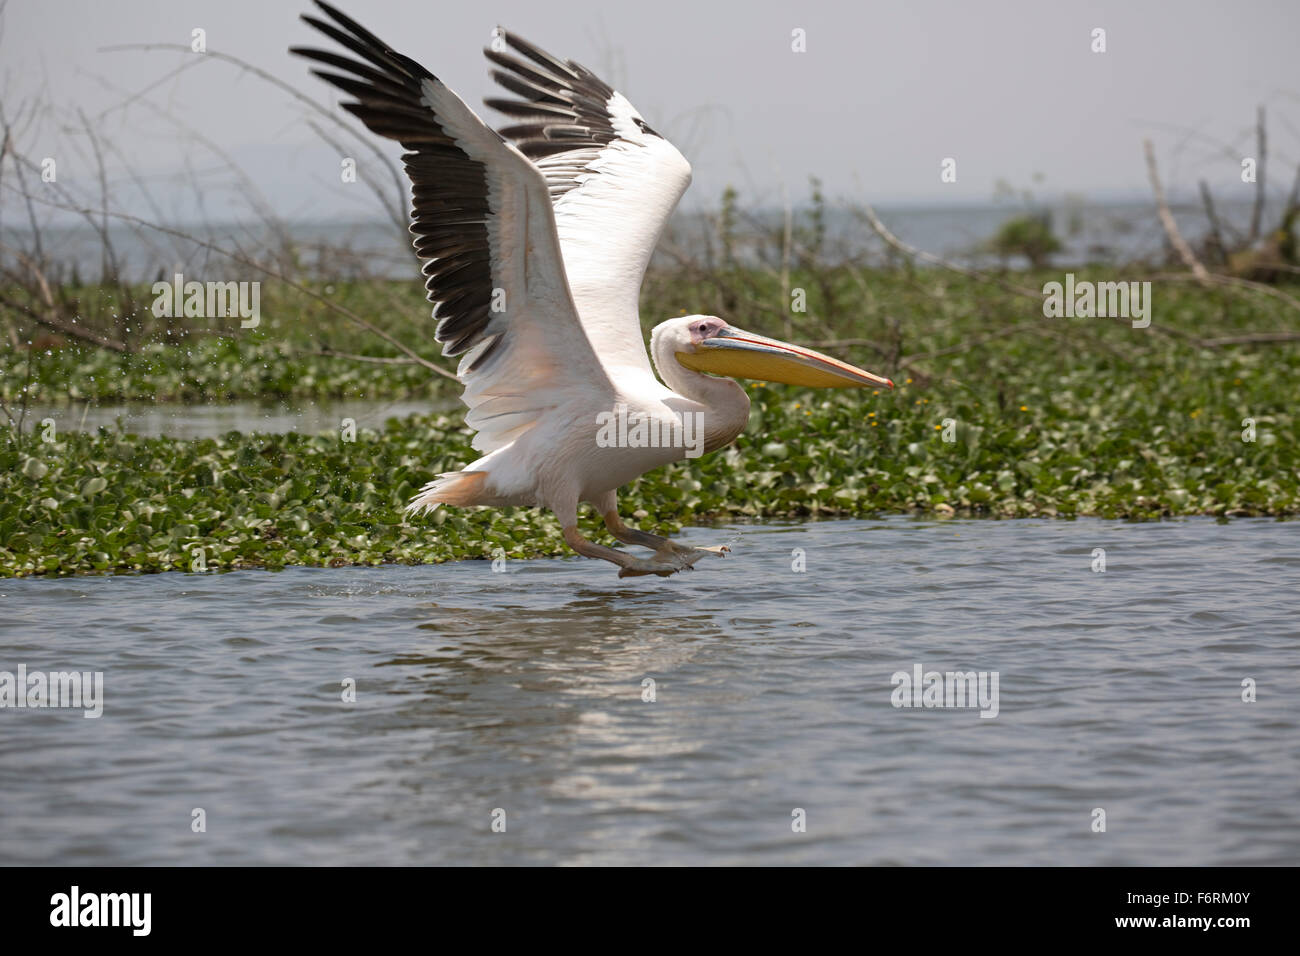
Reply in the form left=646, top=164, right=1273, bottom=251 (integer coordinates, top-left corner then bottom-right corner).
left=293, top=2, right=892, bottom=577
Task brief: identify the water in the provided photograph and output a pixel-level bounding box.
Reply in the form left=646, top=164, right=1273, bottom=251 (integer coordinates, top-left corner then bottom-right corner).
left=22, top=398, right=450, bottom=440
left=1, top=516, right=1296, bottom=866
left=5, top=198, right=1258, bottom=283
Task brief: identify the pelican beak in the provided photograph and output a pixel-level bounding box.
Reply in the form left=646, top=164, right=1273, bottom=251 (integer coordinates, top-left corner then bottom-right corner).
left=677, top=326, right=895, bottom=389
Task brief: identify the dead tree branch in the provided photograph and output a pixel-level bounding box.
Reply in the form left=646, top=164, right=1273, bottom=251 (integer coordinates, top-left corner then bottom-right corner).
left=1143, top=139, right=1211, bottom=284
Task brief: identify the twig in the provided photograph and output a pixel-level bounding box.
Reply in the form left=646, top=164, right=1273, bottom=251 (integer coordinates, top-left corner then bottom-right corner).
left=15, top=345, right=34, bottom=442
left=306, top=119, right=408, bottom=238
left=780, top=182, right=792, bottom=339
left=305, top=347, right=421, bottom=365
left=1248, top=105, right=1266, bottom=243
left=1197, top=180, right=1226, bottom=265
left=1142, top=139, right=1211, bottom=283
left=900, top=321, right=1046, bottom=363
left=22, top=195, right=458, bottom=380
left=0, top=242, right=130, bottom=351
left=1146, top=270, right=1300, bottom=314
left=1200, top=331, right=1300, bottom=346
left=799, top=337, right=890, bottom=355
left=99, top=42, right=408, bottom=230
left=854, top=204, right=1041, bottom=299
left=1, top=111, right=45, bottom=265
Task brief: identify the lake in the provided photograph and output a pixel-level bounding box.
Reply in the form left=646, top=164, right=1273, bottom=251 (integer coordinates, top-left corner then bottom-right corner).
left=5, top=197, right=1259, bottom=283
left=21, top=399, right=452, bottom=441
left=1, top=515, right=1295, bottom=865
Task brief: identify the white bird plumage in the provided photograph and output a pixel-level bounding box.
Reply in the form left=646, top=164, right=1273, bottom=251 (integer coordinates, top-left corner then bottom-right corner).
left=293, top=1, right=893, bottom=578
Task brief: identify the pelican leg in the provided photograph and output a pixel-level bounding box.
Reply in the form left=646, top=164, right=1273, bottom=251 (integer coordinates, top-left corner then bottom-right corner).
left=599, top=504, right=730, bottom=566
left=562, top=526, right=688, bottom=578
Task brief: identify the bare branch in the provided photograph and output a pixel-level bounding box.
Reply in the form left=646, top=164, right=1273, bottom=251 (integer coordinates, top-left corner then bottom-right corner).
left=98, top=42, right=408, bottom=230
left=1248, top=105, right=1266, bottom=242
left=1146, top=271, right=1300, bottom=315
left=1200, top=331, right=1300, bottom=346
left=1142, top=139, right=1211, bottom=284
left=854, top=203, right=1041, bottom=299
left=35, top=200, right=459, bottom=380
left=306, top=346, right=420, bottom=365
left=1197, top=180, right=1226, bottom=265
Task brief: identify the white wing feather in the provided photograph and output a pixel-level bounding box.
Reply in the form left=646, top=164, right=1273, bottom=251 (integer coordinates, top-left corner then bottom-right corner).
left=486, top=36, right=693, bottom=377
left=293, top=2, right=614, bottom=454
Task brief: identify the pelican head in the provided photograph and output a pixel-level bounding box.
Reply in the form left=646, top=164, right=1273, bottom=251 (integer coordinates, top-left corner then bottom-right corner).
left=660, top=315, right=894, bottom=389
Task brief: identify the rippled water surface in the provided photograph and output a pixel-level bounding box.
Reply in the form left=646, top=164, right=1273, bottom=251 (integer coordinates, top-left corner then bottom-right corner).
left=23, top=398, right=447, bottom=440
left=2, top=517, right=1297, bottom=865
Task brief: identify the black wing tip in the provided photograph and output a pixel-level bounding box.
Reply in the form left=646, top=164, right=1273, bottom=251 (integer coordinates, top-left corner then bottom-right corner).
left=483, top=28, right=591, bottom=82
left=501, top=30, right=569, bottom=67
left=298, top=10, right=335, bottom=33
left=294, top=2, right=499, bottom=350
left=295, top=4, right=437, bottom=86
left=307, top=0, right=362, bottom=35
left=289, top=44, right=336, bottom=64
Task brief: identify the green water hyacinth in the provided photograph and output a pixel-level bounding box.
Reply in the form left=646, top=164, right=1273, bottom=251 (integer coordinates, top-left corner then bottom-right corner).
left=3, top=270, right=1298, bottom=576
left=2, top=370, right=1296, bottom=578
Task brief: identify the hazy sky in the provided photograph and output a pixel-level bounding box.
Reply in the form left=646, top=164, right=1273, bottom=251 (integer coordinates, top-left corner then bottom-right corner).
left=3, top=0, right=1298, bottom=221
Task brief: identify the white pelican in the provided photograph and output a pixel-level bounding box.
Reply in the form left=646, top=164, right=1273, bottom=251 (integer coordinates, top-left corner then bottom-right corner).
left=293, top=2, right=893, bottom=577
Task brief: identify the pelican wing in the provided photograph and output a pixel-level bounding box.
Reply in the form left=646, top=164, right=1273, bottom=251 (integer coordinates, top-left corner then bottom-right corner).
left=485, top=32, right=693, bottom=375
left=292, top=1, right=612, bottom=452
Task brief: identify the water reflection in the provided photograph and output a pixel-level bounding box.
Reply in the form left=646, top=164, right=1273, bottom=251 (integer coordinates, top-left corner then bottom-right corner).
left=2, top=517, right=1296, bottom=865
